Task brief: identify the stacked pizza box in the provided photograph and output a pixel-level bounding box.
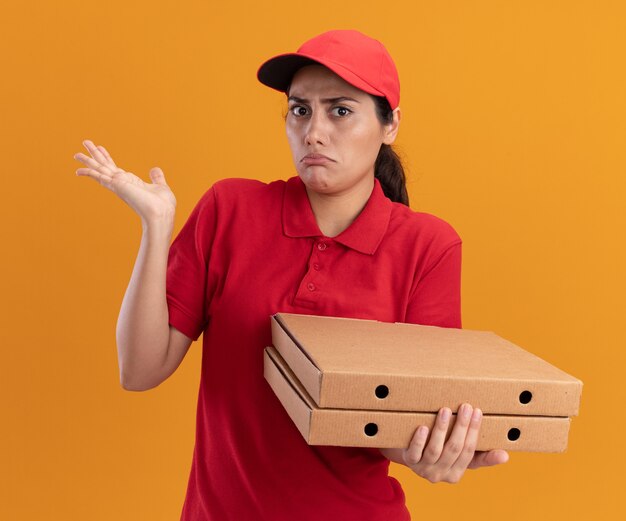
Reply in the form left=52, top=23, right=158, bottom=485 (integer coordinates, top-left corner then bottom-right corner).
left=263, top=313, right=583, bottom=453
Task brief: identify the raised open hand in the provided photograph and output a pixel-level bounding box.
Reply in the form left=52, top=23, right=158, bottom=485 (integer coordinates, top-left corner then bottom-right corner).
left=74, top=139, right=177, bottom=225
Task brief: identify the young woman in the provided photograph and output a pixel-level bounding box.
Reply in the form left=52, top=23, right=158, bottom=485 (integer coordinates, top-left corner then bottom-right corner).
left=74, top=29, right=508, bottom=521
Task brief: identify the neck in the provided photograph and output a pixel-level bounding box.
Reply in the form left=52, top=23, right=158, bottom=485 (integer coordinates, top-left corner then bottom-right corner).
left=305, top=176, right=375, bottom=237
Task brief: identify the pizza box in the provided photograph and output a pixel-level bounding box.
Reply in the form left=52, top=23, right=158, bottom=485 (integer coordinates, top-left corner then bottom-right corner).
left=271, top=313, right=583, bottom=416
left=264, top=346, right=572, bottom=452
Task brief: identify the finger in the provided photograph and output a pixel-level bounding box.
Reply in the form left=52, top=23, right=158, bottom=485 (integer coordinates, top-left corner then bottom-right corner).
left=404, top=426, right=429, bottom=466
left=97, top=145, right=118, bottom=168
left=83, top=140, right=108, bottom=165
left=467, top=449, right=510, bottom=470
left=75, top=167, right=114, bottom=188
left=419, top=407, right=452, bottom=464
left=447, top=406, right=482, bottom=474
left=74, top=152, right=115, bottom=177
left=149, top=167, right=167, bottom=185
left=435, top=403, right=475, bottom=471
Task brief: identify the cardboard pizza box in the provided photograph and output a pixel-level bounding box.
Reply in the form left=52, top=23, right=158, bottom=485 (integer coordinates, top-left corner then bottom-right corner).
left=264, top=346, right=572, bottom=452
left=271, top=313, right=583, bottom=416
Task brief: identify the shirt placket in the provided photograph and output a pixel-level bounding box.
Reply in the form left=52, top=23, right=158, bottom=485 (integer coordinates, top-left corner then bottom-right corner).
left=292, top=238, right=331, bottom=307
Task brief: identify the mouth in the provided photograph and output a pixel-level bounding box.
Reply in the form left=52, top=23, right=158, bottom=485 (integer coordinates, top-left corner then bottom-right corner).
left=301, top=153, right=334, bottom=164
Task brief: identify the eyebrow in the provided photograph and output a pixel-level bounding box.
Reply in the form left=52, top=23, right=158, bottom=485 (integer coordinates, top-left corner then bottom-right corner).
left=287, top=95, right=361, bottom=104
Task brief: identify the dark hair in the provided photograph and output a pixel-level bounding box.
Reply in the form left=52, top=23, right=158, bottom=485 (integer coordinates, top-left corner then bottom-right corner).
left=371, top=95, right=409, bottom=206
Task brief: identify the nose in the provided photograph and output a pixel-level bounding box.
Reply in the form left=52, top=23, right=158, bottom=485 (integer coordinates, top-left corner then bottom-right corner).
left=304, top=109, right=329, bottom=146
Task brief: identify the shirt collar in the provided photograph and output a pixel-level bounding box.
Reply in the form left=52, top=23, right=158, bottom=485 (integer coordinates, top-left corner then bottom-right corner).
left=282, top=175, right=393, bottom=255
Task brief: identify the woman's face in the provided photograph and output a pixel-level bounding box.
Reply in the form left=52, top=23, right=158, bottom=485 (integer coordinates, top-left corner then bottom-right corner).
left=285, top=64, right=399, bottom=197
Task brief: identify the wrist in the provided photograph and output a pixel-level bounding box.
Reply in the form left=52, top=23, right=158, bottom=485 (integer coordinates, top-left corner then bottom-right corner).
left=379, top=447, right=407, bottom=466
left=141, top=215, right=175, bottom=238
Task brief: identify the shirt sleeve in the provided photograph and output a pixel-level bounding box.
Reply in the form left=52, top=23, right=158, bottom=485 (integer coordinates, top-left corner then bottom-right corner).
left=404, top=240, right=463, bottom=329
left=166, top=186, right=217, bottom=341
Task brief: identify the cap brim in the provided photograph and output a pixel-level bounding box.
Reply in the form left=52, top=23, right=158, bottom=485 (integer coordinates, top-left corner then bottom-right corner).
left=256, top=54, right=322, bottom=93
left=256, top=53, right=386, bottom=100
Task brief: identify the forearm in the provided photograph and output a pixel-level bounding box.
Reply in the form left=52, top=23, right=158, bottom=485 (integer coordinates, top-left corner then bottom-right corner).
left=116, top=216, right=174, bottom=390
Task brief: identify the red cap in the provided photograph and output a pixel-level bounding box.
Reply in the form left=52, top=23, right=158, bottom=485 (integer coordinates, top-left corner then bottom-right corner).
left=257, top=29, right=400, bottom=110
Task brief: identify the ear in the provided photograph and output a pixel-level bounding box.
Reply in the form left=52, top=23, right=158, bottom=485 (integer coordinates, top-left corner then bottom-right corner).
left=382, top=107, right=401, bottom=145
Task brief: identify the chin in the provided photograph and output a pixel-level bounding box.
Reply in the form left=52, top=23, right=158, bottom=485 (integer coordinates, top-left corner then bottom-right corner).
left=298, top=169, right=333, bottom=192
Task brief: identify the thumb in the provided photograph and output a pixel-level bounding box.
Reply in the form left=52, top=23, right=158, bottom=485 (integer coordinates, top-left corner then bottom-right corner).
left=468, top=449, right=509, bottom=469
left=149, top=167, right=167, bottom=185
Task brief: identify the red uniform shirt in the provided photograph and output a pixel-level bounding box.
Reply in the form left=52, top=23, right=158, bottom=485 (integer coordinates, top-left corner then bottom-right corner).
left=166, top=175, right=462, bottom=520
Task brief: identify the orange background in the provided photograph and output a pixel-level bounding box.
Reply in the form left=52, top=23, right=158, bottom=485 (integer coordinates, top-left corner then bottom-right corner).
left=1, top=0, right=624, bottom=519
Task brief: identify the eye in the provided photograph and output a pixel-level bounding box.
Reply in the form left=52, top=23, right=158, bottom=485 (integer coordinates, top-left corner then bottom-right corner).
left=289, top=105, right=309, bottom=117
left=331, top=106, right=352, bottom=117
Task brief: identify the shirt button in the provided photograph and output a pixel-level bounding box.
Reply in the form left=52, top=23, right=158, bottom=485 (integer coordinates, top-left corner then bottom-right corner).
left=317, top=242, right=328, bottom=251
left=307, top=282, right=316, bottom=291
left=313, top=263, right=320, bottom=271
